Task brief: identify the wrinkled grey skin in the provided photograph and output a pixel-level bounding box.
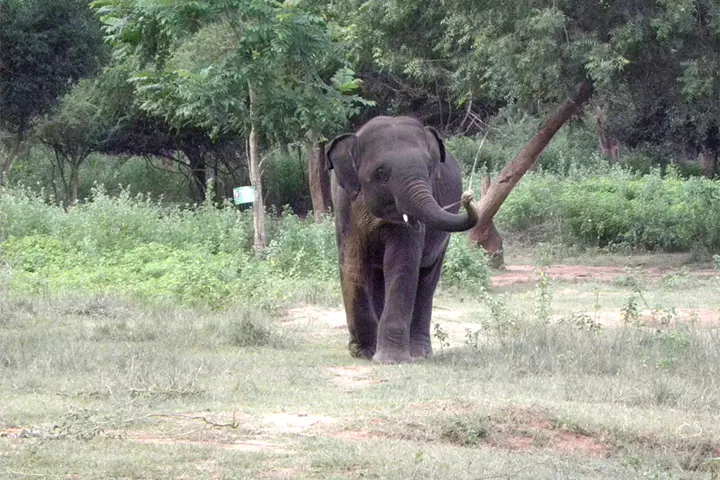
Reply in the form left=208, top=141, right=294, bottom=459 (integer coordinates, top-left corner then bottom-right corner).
left=327, top=116, right=478, bottom=363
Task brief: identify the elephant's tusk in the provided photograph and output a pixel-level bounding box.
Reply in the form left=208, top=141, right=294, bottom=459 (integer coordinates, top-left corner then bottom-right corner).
left=403, top=214, right=409, bottom=223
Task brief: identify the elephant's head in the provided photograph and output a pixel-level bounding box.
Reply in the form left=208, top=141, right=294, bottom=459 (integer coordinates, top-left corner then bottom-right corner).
left=327, top=116, right=478, bottom=232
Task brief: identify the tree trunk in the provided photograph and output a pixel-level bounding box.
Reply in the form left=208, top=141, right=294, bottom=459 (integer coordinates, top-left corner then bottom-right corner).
left=69, top=161, right=80, bottom=205
left=308, top=135, right=331, bottom=222
left=319, top=142, right=333, bottom=213
left=248, top=82, right=267, bottom=253
left=595, top=106, right=620, bottom=163
left=206, top=163, right=216, bottom=204
left=698, top=148, right=717, bottom=178
left=184, top=145, right=206, bottom=202
left=469, top=81, right=595, bottom=265
left=0, top=131, right=27, bottom=186
left=470, top=175, right=504, bottom=268
left=51, top=148, right=70, bottom=204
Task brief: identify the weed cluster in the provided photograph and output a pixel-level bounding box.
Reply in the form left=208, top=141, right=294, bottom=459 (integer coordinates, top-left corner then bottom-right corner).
left=0, top=186, right=322, bottom=308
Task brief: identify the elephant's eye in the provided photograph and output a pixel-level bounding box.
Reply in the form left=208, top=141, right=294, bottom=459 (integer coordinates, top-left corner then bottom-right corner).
left=373, top=166, right=390, bottom=184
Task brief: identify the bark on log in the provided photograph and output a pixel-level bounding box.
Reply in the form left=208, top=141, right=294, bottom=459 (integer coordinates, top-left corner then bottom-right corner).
left=469, top=81, right=595, bottom=266
left=308, top=139, right=332, bottom=222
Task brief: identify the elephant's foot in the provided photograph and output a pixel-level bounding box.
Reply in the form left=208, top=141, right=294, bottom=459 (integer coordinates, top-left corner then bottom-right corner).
left=410, top=342, right=433, bottom=359
left=348, top=341, right=375, bottom=360
left=372, top=348, right=412, bottom=364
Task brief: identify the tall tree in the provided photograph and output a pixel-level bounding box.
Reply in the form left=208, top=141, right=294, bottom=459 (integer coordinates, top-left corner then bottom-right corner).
left=0, top=0, right=105, bottom=185
left=34, top=79, right=109, bottom=204
left=92, top=0, right=366, bottom=251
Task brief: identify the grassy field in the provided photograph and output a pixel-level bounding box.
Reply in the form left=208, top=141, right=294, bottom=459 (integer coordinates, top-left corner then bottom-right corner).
left=1, top=251, right=719, bottom=479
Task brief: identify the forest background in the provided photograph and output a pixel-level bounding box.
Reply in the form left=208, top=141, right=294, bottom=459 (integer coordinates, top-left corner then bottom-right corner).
left=2, top=0, right=720, bottom=296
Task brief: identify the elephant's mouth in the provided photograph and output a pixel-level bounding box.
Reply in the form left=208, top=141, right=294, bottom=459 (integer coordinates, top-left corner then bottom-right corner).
left=372, top=204, right=423, bottom=231
left=401, top=214, right=422, bottom=231
left=386, top=211, right=422, bottom=232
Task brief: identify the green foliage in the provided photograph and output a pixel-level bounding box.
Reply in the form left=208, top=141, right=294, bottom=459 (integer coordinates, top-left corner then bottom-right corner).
left=261, top=149, right=312, bottom=213
left=532, top=271, right=553, bottom=324
left=0, top=0, right=105, bottom=135
left=432, top=323, right=450, bottom=352
left=496, top=168, right=720, bottom=251
left=340, top=0, right=720, bottom=169
left=265, top=212, right=337, bottom=280
left=2, top=235, right=250, bottom=306
left=437, top=415, right=489, bottom=447
left=0, top=183, right=494, bottom=309
left=33, top=78, right=121, bottom=203
left=93, top=0, right=368, bottom=142
left=77, top=156, right=190, bottom=203
left=442, top=235, right=490, bottom=290
left=447, top=112, right=602, bottom=179
left=225, top=309, right=280, bottom=348
left=0, top=186, right=258, bottom=307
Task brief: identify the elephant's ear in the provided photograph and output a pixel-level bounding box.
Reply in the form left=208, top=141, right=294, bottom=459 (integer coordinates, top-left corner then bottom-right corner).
left=424, top=126, right=447, bottom=163
left=327, top=133, right=360, bottom=198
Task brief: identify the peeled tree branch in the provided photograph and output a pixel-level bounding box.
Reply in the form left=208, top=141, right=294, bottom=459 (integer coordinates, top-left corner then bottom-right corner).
left=467, top=81, right=596, bottom=267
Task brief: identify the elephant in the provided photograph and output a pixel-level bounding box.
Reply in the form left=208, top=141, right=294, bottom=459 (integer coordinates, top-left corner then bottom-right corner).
left=326, top=116, right=479, bottom=364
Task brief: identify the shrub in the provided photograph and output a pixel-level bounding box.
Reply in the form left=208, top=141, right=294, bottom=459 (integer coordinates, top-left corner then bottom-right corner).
left=225, top=308, right=280, bottom=348
left=265, top=210, right=337, bottom=280
left=446, top=111, right=601, bottom=177
left=442, top=235, right=490, bottom=290
left=496, top=168, right=720, bottom=251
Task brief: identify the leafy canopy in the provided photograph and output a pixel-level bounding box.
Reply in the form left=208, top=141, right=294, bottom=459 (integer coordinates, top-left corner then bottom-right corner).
left=340, top=0, right=720, bottom=151
left=0, top=0, right=105, bottom=136
left=91, top=0, right=368, bottom=143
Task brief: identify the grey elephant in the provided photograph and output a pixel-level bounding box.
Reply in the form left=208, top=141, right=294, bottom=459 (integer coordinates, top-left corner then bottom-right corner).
left=327, top=116, right=479, bottom=364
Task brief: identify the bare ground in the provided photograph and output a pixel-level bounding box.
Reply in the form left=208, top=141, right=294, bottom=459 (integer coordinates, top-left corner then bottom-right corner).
left=491, top=263, right=717, bottom=287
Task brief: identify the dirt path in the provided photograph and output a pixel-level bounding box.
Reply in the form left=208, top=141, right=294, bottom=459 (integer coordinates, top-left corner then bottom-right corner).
left=284, top=263, right=719, bottom=337
left=491, top=264, right=717, bottom=287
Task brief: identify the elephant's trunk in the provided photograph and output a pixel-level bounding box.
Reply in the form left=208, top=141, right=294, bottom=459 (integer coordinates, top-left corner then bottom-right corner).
left=396, top=178, right=478, bottom=232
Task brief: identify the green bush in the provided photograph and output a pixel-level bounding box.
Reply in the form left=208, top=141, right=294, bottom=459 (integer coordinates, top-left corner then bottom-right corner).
left=442, top=235, right=491, bottom=290
left=9, top=148, right=191, bottom=203
left=79, top=155, right=190, bottom=202
left=5, top=164, right=716, bottom=311
left=496, top=168, right=720, bottom=251
left=0, top=186, right=286, bottom=308
left=265, top=210, right=337, bottom=280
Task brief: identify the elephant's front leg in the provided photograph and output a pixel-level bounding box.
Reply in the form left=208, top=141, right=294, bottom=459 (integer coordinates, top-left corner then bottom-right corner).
left=409, top=252, right=446, bottom=358
left=341, top=272, right=378, bottom=359
left=372, top=230, right=422, bottom=364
